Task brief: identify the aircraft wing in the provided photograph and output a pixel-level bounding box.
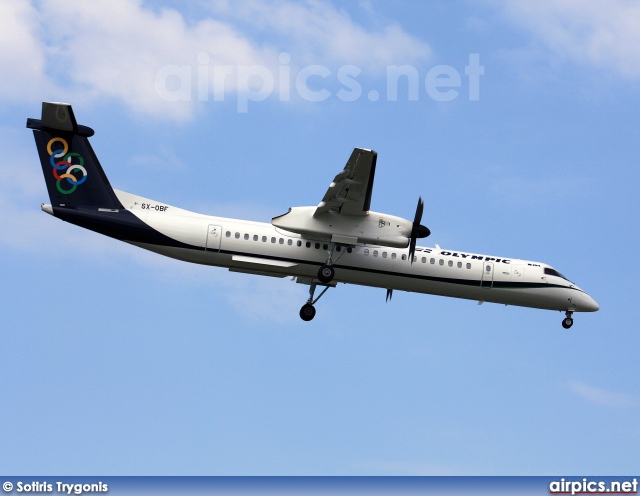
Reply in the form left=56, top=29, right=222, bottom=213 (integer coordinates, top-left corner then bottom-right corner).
left=314, top=148, right=377, bottom=217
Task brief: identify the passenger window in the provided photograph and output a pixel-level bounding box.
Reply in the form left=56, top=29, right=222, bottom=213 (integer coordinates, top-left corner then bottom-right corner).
left=391, top=253, right=396, bottom=260
left=364, top=249, right=369, bottom=255
left=430, top=258, right=435, bottom=264
left=402, top=254, right=407, bottom=261
left=271, top=237, right=276, bottom=243
left=439, top=259, right=444, bottom=265
left=287, top=239, right=292, bottom=246
left=466, top=263, right=471, bottom=269
left=235, top=232, right=240, bottom=239
left=421, top=257, right=426, bottom=263
left=457, top=261, right=462, bottom=268
left=244, top=233, right=249, bottom=240
left=262, top=236, right=267, bottom=242
left=347, top=247, right=352, bottom=253
left=297, top=240, right=302, bottom=247
left=413, top=256, right=417, bottom=263
left=315, top=243, right=320, bottom=249
left=279, top=238, right=284, bottom=244
left=448, top=260, right=453, bottom=267
left=306, top=242, right=311, bottom=248
left=336, top=245, right=342, bottom=252
left=253, top=235, right=258, bottom=241
left=373, top=250, right=378, bottom=257
left=382, top=252, right=387, bottom=258
left=225, top=231, right=231, bottom=237
left=323, top=244, right=328, bottom=250
left=485, top=265, right=491, bottom=272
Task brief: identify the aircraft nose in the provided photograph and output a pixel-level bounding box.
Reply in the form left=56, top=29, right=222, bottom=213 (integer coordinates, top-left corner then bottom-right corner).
left=581, top=293, right=600, bottom=312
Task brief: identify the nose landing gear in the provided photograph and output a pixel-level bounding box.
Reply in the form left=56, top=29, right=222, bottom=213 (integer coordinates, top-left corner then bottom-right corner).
left=562, top=310, right=574, bottom=329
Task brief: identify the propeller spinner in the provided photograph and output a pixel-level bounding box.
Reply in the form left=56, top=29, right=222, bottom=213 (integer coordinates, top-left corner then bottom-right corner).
left=408, top=196, right=430, bottom=263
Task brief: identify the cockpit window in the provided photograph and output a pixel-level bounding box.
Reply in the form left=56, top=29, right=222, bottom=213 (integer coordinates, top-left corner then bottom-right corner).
left=544, top=267, right=569, bottom=281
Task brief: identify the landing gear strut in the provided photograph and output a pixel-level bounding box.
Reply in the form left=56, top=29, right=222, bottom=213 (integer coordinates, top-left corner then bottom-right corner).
left=299, top=282, right=331, bottom=321
left=317, top=243, right=347, bottom=283
left=562, top=310, right=574, bottom=329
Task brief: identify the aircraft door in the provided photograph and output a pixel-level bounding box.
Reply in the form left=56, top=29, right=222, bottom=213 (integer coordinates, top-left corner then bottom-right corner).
left=481, top=262, right=494, bottom=288
left=206, top=224, right=223, bottom=251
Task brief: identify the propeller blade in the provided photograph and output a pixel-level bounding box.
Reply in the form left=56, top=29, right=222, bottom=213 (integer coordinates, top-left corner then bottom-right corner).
left=414, top=196, right=424, bottom=226
left=408, top=236, right=417, bottom=264
left=408, top=196, right=430, bottom=263
left=386, top=288, right=393, bottom=302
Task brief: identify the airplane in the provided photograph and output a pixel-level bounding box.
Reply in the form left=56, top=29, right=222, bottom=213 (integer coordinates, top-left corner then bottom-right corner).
left=27, top=101, right=599, bottom=327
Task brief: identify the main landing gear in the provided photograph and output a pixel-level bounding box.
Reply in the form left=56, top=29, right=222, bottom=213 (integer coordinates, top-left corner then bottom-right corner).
left=562, top=310, right=574, bottom=329
left=317, top=265, right=335, bottom=284
left=299, top=282, right=332, bottom=321
left=317, top=242, right=348, bottom=283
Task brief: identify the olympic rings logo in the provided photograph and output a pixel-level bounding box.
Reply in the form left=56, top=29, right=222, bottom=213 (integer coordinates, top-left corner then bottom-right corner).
left=47, top=137, right=88, bottom=195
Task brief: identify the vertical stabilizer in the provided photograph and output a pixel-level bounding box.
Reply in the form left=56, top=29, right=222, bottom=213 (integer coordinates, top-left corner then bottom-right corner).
left=27, top=102, right=123, bottom=209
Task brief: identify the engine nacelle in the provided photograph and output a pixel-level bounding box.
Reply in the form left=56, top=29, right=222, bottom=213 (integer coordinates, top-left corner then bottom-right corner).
left=272, top=206, right=413, bottom=248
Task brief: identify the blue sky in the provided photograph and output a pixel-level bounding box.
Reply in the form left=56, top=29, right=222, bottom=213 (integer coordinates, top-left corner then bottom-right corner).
left=1, top=0, right=639, bottom=475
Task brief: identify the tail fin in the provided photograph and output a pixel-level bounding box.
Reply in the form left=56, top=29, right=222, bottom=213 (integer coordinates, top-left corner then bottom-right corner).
left=27, top=102, right=122, bottom=209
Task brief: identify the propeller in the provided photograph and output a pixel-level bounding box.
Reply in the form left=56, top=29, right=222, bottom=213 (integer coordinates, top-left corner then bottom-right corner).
left=386, top=288, right=393, bottom=302
left=408, top=196, right=431, bottom=263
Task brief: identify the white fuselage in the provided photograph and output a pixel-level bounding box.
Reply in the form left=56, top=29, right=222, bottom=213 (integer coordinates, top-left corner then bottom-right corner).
left=114, top=190, right=599, bottom=314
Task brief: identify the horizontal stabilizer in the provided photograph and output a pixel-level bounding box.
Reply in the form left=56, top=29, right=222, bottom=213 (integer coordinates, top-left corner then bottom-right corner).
left=41, top=102, right=77, bottom=132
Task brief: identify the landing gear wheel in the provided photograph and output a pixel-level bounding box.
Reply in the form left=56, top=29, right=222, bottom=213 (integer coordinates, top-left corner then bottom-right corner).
left=562, top=317, right=574, bottom=329
left=300, top=303, right=316, bottom=321
left=317, top=264, right=335, bottom=283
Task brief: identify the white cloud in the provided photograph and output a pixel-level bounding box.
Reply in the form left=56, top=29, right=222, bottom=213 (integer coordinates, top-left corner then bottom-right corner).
left=207, top=0, right=431, bottom=73
left=500, top=0, right=640, bottom=79
left=128, top=150, right=188, bottom=172
left=1, top=0, right=430, bottom=120
left=37, top=0, right=275, bottom=121
left=1, top=194, right=304, bottom=323
left=568, top=380, right=635, bottom=408
left=0, top=168, right=303, bottom=325
left=5, top=119, right=304, bottom=323
left=0, top=0, right=54, bottom=100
